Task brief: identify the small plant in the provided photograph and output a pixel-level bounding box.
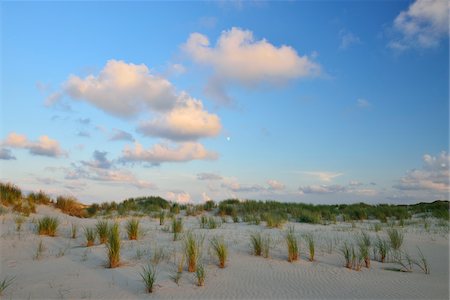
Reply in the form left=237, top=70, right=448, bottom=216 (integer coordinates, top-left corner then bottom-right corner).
left=262, top=234, right=273, bottom=258
left=304, top=232, right=315, bottom=261
left=210, top=236, right=228, bottom=268
left=0, top=275, right=15, bottom=296
left=106, top=222, right=120, bottom=268
left=37, top=216, right=59, bottom=236
left=387, top=228, right=404, bottom=251
left=208, top=217, right=219, bottom=229
left=341, top=241, right=352, bottom=269
left=172, top=218, right=183, bottom=241
left=285, top=226, right=299, bottom=262
left=184, top=231, right=204, bottom=272
left=199, top=215, right=208, bottom=229
left=266, top=214, right=286, bottom=228
left=359, top=231, right=371, bottom=268
left=159, top=211, right=165, bottom=226
left=151, top=246, right=167, bottom=265
left=71, top=223, right=78, bottom=239
left=232, top=214, right=239, bottom=223
left=392, top=250, right=413, bottom=272
left=96, top=220, right=109, bottom=244
left=195, top=263, right=205, bottom=287
left=84, top=227, right=96, bottom=247
left=34, top=240, right=45, bottom=260
left=14, top=215, right=25, bottom=231
left=375, top=235, right=390, bottom=263
left=170, top=254, right=185, bottom=285
left=250, top=232, right=263, bottom=256
left=140, top=264, right=157, bottom=293
left=126, top=218, right=140, bottom=240
left=414, top=247, right=430, bottom=274
left=373, top=223, right=382, bottom=232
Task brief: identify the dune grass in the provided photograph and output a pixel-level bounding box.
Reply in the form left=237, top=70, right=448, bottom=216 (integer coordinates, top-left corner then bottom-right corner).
left=208, top=217, right=220, bottom=229
left=304, top=232, right=315, bottom=261
left=34, top=240, right=45, bottom=260
left=262, top=234, right=273, bottom=258
left=151, top=246, right=167, bottom=265
left=140, top=264, right=157, bottom=293
left=84, top=227, right=96, bottom=247
left=183, top=231, right=204, bottom=272
left=159, top=211, right=165, bottom=226
left=14, top=215, right=25, bottom=231
left=96, top=220, right=109, bottom=244
left=199, top=215, right=208, bottom=229
left=0, top=276, right=15, bottom=296
left=358, top=231, right=372, bottom=268
left=375, top=235, right=390, bottom=263
left=195, top=263, right=205, bottom=286
left=172, top=217, right=183, bottom=241
left=71, top=223, right=78, bottom=239
left=285, top=226, right=299, bottom=262
left=126, top=218, right=140, bottom=240
left=341, top=241, right=352, bottom=269
left=37, top=216, right=59, bottom=236
left=265, top=213, right=286, bottom=229
left=250, top=232, right=263, bottom=256
left=414, top=247, right=430, bottom=274
left=170, top=254, right=185, bottom=285
left=106, top=222, right=121, bottom=268
left=387, top=228, right=404, bottom=251
left=210, top=236, right=228, bottom=268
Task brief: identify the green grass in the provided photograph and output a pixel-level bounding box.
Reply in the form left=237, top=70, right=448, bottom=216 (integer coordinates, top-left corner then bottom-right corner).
left=265, top=214, right=286, bottom=228
left=375, top=235, right=390, bottom=263
left=199, top=215, right=208, bottom=229
left=358, top=231, right=372, bottom=268
left=262, top=234, right=272, bottom=258
left=0, top=275, right=15, bottom=296
left=183, top=231, right=204, bottom=272
left=341, top=241, right=352, bottom=269
left=414, top=247, right=430, bottom=274
left=208, top=217, right=220, bottom=229
left=285, top=226, right=299, bottom=262
left=172, top=218, right=183, bottom=241
left=387, top=228, right=404, bottom=251
left=126, top=218, right=140, bottom=240
left=195, top=263, right=205, bottom=287
left=106, top=222, right=121, bottom=268
left=37, top=216, right=59, bottom=236
left=304, top=232, right=315, bottom=261
left=210, top=236, right=228, bottom=268
left=140, top=264, right=157, bottom=293
left=84, top=227, right=96, bottom=247
left=250, top=232, right=263, bottom=256
left=159, top=211, right=165, bottom=226
left=96, top=220, right=109, bottom=244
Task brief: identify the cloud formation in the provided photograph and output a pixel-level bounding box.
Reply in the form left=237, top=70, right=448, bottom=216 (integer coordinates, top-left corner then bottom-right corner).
left=299, top=184, right=347, bottom=194
left=302, top=171, right=343, bottom=182
left=137, top=94, right=221, bottom=141
left=389, top=0, right=449, bottom=50
left=2, top=133, right=67, bottom=158
left=183, top=27, right=320, bottom=104
left=0, top=148, right=16, bottom=160
left=394, top=151, right=449, bottom=192
left=197, top=172, right=223, bottom=180
left=339, top=29, right=361, bottom=49
left=356, top=98, right=371, bottom=109
left=166, top=191, right=191, bottom=204
left=121, top=141, right=218, bottom=164
left=267, top=179, right=286, bottom=190
left=109, top=129, right=135, bottom=142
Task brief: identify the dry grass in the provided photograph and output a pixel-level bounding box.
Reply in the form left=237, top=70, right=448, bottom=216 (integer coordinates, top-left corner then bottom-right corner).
left=126, top=218, right=140, bottom=240
left=96, top=220, right=109, bottom=244
left=37, top=216, right=59, bottom=236
left=183, top=231, right=204, bottom=272
left=210, top=236, right=228, bottom=268
left=84, top=227, right=96, bottom=247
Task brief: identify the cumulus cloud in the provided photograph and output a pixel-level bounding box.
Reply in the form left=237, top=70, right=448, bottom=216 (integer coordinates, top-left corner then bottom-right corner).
left=221, top=181, right=265, bottom=193
left=393, top=151, right=449, bottom=192
left=299, top=184, right=347, bottom=194
left=267, top=179, right=285, bottom=190
left=47, top=60, right=178, bottom=118
left=81, top=150, right=113, bottom=169
left=137, top=94, right=221, bottom=141
left=166, top=191, right=191, bottom=204
left=121, top=141, right=218, bottom=164
left=2, top=132, right=67, bottom=158
left=339, top=29, right=361, bottom=49
left=109, top=129, right=135, bottom=142
left=302, top=171, right=343, bottom=182
left=389, top=0, right=449, bottom=50
left=197, top=172, right=223, bottom=180
left=0, top=148, right=16, bottom=160
left=183, top=27, right=320, bottom=104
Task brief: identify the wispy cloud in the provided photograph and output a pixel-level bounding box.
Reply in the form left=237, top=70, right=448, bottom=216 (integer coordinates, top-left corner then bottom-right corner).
left=356, top=98, right=372, bottom=109
left=2, top=132, right=67, bottom=158
left=301, top=171, right=343, bottom=182
left=197, top=172, right=223, bottom=181
left=109, top=129, right=135, bottom=142
left=339, top=29, right=361, bottom=49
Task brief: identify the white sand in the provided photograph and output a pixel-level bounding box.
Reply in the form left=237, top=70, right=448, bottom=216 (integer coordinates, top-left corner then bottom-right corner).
left=1, top=205, right=448, bottom=299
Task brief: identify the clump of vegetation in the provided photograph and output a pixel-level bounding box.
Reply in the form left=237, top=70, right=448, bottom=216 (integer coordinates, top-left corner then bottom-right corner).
left=172, top=217, right=183, bottom=241
left=261, top=234, right=273, bottom=258
left=358, top=231, right=372, bottom=268
left=210, top=236, right=228, bottom=268
left=0, top=182, right=22, bottom=206
left=414, top=247, right=430, bottom=274
left=140, top=264, right=157, bottom=293
left=265, top=213, right=286, bottom=228
left=34, top=240, right=45, bottom=260
left=341, top=241, right=353, bottom=269
left=183, top=231, right=204, bottom=272
left=27, top=190, right=52, bottom=205
left=159, top=211, right=165, bottom=225
left=375, top=235, right=390, bottom=263
left=392, top=250, right=414, bottom=272
left=208, top=217, right=220, bottom=229
left=304, top=232, right=315, bottom=262
left=106, top=222, right=121, bottom=268
left=37, top=216, right=59, bottom=236
left=84, top=227, right=96, bottom=247
left=126, top=218, right=140, bottom=240
left=195, top=263, right=206, bottom=286
left=14, top=215, right=25, bottom=231
left=71, top=223, right=78, bottom=239
left=55, top=196, right=87, bottom=218
left=0, top=275, right=15, bottom=296
left=96, top=220, right=109, bottom=244
left=250, top=232, right=263, bottom=256
left=203, top=200, right=216, bottom=211
left=199, top=215, right=208, bottom=229
left=170, top=254, right=185, bottom=285
left=387, top=228, right=404, bottom=251
left=285, top=226, right=299, bottom=262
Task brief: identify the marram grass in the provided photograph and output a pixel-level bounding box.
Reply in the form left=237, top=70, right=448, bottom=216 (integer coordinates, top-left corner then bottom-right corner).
left=106, top=222, right=121, bottom=268
left=210, top=236, right=228, bottom=268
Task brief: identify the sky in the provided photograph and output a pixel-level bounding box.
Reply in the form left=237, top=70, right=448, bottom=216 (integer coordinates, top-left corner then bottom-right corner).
left=0, top=0, right=448, bottom=205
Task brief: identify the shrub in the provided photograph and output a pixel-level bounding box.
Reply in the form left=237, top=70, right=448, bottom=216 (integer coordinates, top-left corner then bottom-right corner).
left=84, top=227, right=96, bottom=247
left=387, top=228, right=404, bottom=251
left=140, top=264, right=157, bottom=293
left=250, top=232, right=263, bottom=256
left=204, top=200, right=216, bottom=211
left=285, top=227, right=299, bottom=262
left=106, top=223, right=121, bottom=268
left=126, top=218, right=140, bottom=240
left=195, top=263, right=205, bottom=286
left=37, top=216, right=59, bottom=236
left=183, top=231, right=204, bottom=272
left=172, top=218, right=183, bottom=241
left=210, top=236, right=228, bottom=268
left=96, top=220, right=109, bottom=244
left=304, top=233, right=315, bottom=261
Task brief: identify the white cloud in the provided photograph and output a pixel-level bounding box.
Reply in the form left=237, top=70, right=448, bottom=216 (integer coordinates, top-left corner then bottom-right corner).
left=302, top=171, right=343, bottom=182
left=137, top=94, right=221, bottom=141
left=299, top=184, right=347, bottom=194
left=201, top=192, right=212, bottom=202
left=183, top=27, right=320, bottom=104
left=339, top=29, right=361, bottom=49
left=356, top=98, right=371, bottom=108
left=109, top=129, right=135, bottom=142
left=166, top=63, right=186, bottom=76
left=2, top=132, right=67, bottom=158
left=389, top=0, right=449, bottom=50
left=121, top=141, right=218, bottom=164
left=197, top=172, right=223, bottom=180
left=394, top=151, right=449, bottom=192
left=267, top=179, right=285, bottom=190
left=166, top=191, right=191, bottom=204
left=221, top=180, right=265, bottom=193
left=48, top=60, right=178, bottom=118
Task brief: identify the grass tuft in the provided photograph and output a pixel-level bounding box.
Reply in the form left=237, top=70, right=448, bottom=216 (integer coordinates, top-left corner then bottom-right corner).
left=341, top=241, right=352, bottom=269
left=0, top=276, right=15, bottom=296
left=37, top=216, right=59, bottom=236
left=159, top=211, right=165, bottom=226
left=172, top=218, right=183, bottom=241
left=210, top=236, right=228, bottom=268
left=183, top=231, right=204, bottom=272
left=285, top=226, right=299, bottom=262
left=106, top=222, right=121, bottom=268
left=195, top=263, right=205, bottom=287
left=358, top=231, right=372, bottom=268
left=304, top=232, right=315, bottom=261
left=414, top=247, right=430, bottom=274
left=126, top=218, right=140, bottom=240
left=387, top=228, right=404, bottom=251
left=71, top=223, right=78, bottom=239
left=375, top=235, right=390, bottom=263
left=140, top=264, right=157, bottom=293
left=96, top=220, right=109, bottom=244
left=84, top=227, right=96, bottom=247
left=250, top=232, right=263, bottom=256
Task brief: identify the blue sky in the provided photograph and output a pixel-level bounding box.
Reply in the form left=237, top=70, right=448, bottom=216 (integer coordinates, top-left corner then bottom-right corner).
left=0, top=1, right=448, bottom=204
